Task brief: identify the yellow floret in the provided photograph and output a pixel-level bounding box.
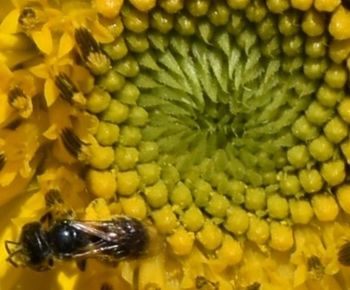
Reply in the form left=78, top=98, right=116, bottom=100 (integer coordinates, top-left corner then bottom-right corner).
left=336, top=184, right=350, bottom=214
left=120, top=194, right=147, bottom=219
left=138, top=254, right=167, bottom=290
left=86, top=169, right=117, bottom=199
left=167, top=227, right=194, bottom=256
left=289, top=199, right=314, bottom=224
left=87, top=144, right=115, bottom=170
left=266, top=0, right=290, bottom=14
left=269, top=222, right=294, bottom=251
left=94, top=0, right=124, bottom=19
left=152, top=205, right=178, bottom=234
left=196, top=220, right=223, bottom=251
left=85, top=198, right=111, bottom=220
left=314, top=0, right=340, bottom=12
left=129, top=0, right=156, bottom=11
left=329, top=6, right=350, bottom=40
left=216, top=235, right=243, bottom=266
left=246, top=215, right=270, bottom=245
left=291, top=0, right=313, bottom=11
left=116, top=170, right=140, bottom=196
left=311, top=194, right=339, bottom=222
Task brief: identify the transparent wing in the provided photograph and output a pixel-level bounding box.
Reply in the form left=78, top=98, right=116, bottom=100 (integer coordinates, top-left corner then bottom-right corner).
left=65, top=217, right=134, bottom=242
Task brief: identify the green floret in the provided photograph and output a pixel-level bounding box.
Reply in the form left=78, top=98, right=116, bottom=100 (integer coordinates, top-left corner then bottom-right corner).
left=97, top=70, right=126, bottom=93
left=86, top=88, right=111, bottom=113
left=95, top=122, right=120, bottom=146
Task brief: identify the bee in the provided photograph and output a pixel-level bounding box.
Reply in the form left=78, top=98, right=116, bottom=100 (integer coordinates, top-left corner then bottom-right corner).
left=5, top=192, right=149, bottom=271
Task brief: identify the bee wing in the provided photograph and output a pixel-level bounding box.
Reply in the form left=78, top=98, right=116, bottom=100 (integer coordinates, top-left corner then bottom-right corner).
left=67, top=236, right=135, bottom=262
left=67, top=219, right=125, bottom=242
left=69, top=239, right=125, bottom=259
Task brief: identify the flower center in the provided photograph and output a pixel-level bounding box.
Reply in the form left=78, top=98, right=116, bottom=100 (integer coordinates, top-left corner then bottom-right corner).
left=137, top=26, right=317, bottom=188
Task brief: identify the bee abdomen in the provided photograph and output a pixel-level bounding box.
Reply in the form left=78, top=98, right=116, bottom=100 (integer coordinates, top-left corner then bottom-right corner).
left=107, top=217, right=149, bottom=259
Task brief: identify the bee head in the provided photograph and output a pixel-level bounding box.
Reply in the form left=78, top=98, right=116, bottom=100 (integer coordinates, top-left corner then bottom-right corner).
left=5, top=222, right=54, bottom=271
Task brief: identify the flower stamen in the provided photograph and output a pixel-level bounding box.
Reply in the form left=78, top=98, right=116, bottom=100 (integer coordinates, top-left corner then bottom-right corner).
left=307, top=255, right=324, bottom=280
left=18, top=6, right=43, bottom=31
left=8, top=86, right=33, bottom=118
left=55, top=73, right=83, bottom=105
left=60, top=128, right=85, bottom=158
left=74, top=28, right=111, bottom=75
left=195, top=276, right=219, bottom=290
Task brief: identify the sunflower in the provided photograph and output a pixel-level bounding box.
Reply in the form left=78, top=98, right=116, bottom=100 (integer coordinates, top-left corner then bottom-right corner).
left=2, top=0, right=350, bottom=289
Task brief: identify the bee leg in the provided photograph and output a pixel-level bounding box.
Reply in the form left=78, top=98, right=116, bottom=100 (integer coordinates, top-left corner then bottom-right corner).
left=76, top=259, right=87, bottom=272
left=40, top=211, right=53, bottom=226
left=41, top=189, right=76, bottom=227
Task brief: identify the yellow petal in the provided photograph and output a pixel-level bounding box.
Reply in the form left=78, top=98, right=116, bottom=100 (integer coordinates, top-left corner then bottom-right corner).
left=0, top=171, right=16, bottom=187
left=71, top=65, right=94, bottom=93
left=19, top=160, right=33, bottom=179
left=43, top=124, right=58, bottom=140
left=29, top=63, right=49, bottom=79
left=56, top=55, right=74, bottom=66
left=0, top=63, right=13, bottom=91
left=58, top=32, right=74, bottom=58
left=44, top=78, right=58, bottom=106
left=31, top=24, right=53, bottom=54
left=0, top=50, right=37, bottom=69
left=57, top=271, right=78, bottom=290
left=17, top=192, right=45, bottom=217
left=0, top=93, right=14, bottom=126
left=0, top=9, right=19, bottom=33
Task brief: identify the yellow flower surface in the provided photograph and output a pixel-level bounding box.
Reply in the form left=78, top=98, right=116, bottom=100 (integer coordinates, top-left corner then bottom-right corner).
left=2, top=0, right=350, bottom=289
